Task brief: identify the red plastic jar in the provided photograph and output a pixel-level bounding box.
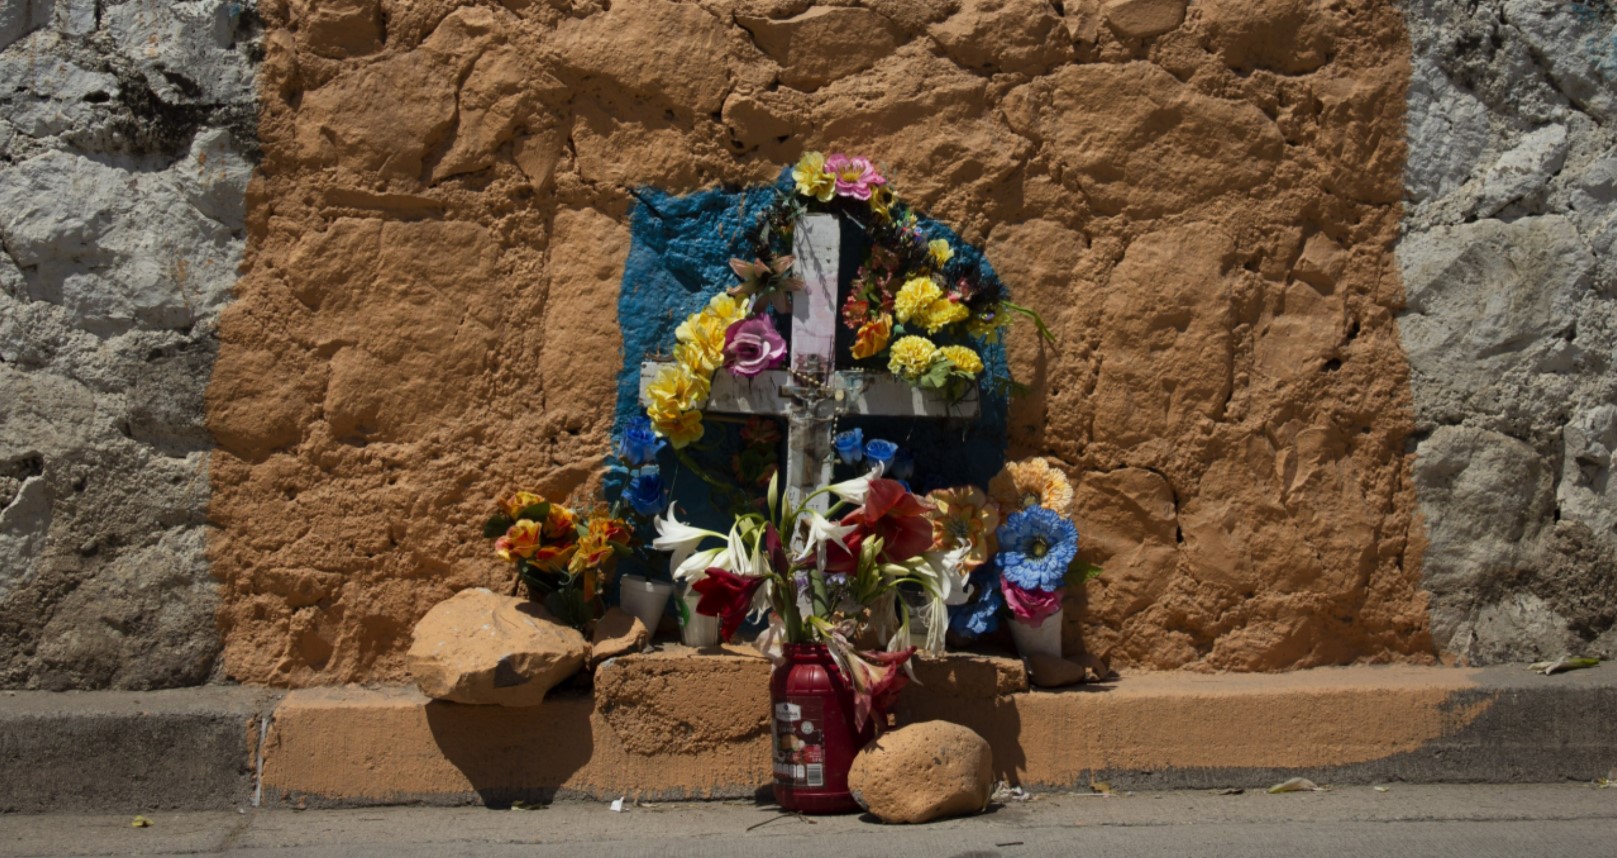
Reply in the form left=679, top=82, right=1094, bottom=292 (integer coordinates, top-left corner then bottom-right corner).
left=769, top=643, right=876, bottom=814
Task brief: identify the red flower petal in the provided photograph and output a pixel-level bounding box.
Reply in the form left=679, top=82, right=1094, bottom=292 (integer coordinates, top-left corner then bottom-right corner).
left=691, top=568, right=764, bottom=642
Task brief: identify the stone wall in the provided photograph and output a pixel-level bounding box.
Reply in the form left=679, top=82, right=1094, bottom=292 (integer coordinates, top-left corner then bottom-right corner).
left=0, top=0, right=260, bottom=688
left=207, top=0, right=1434, bottom=685
left=1398, top=0, right=1617, bottom=664
left=3, top=0, right=1613, bottom=689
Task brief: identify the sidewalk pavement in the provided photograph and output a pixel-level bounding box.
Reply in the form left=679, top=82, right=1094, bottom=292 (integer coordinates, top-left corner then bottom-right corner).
left=3, top=784, right=1614, bottom=858
left=1, top=660, right=1613, bottom=812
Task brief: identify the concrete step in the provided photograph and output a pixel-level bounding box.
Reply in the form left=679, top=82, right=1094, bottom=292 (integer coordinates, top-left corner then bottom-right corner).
left=2, top=652, right=1613, bottom=812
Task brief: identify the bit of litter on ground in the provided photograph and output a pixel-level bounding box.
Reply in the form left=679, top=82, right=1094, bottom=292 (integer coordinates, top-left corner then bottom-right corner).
left=1268, top=777, right=1328, bottom=794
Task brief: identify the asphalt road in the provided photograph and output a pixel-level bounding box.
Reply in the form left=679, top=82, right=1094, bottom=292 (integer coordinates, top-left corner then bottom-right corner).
left=2, top=783, right=1613, bottom=857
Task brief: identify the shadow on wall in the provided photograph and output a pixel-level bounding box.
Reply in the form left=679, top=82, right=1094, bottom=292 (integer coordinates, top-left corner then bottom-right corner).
left=422, top=695, right=595, bottom=807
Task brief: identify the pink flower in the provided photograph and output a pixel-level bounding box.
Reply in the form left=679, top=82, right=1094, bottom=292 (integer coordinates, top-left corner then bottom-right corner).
left=722, top=315, right=787, bottom=377
left=824, top=153, right=886, bottom=201
left=1001, top=577, right=1064, bottom=627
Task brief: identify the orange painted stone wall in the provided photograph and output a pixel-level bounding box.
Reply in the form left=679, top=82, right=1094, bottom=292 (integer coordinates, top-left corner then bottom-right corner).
left=209, top=0, right=1433, bottom=685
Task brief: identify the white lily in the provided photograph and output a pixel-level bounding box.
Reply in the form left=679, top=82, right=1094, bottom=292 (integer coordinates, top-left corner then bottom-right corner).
left=826, top=464, right=886, bottom=506
left=795, top=509, right=858, bottom=564
left=923, top=545, right=975, bottom=606
left=653, top=504, right=726, bottom=573
left=671, top=546, right=724, bottom=583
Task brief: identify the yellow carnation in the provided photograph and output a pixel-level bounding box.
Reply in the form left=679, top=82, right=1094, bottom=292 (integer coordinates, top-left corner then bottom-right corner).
left=919, top=298, right=969, bottom=333
left=792, top=151, right=835, bottom=202
left=938, top=345, right=983, bottom=377
left=887, top=335, right=939, bottom=381
left=894, top=276, right=943, bottom=324
left=928, top=239, right=954, bottom=266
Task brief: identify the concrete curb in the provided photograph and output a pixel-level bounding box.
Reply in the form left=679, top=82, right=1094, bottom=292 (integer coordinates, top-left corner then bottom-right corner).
left=0, top=687, right=280, bottom=813
left=1, top=662, right=1612, bottom=812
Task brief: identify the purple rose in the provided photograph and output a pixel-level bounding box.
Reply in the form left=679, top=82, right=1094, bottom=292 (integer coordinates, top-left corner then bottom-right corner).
left=722, top=315, right=787, bottom=377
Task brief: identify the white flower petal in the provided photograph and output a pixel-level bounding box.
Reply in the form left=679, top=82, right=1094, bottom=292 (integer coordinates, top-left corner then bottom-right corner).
left=826, top=464, right=886, bottom=506
left=652, top=504, right=725, bottom=572
left=672, top=546, right=723, bottom=582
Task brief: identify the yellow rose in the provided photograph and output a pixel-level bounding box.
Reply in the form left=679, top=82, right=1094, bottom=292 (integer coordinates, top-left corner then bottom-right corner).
left=887, top=335, right=939, bottom=381
left=928, top=239, right=953, bottom=267
left=495, top=519, right=541, bottom=561
left=851, top=314, right=893, bottom=360
left=502, top=490, right=544, bottom=519
left=894, top=276, right=943, bottom=324
left=647, top=364, right=709, bottom=415
left=919, top=298, right=969, bottom=333
left=792, top=151, right=835, bottom=202
left=705, top=293, right=747, bottom=326
left=938, top=345, right=983, bottom=377
left=652, top=409, right=705, bottom=449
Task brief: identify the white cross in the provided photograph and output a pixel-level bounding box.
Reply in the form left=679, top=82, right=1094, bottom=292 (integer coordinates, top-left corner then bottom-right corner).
left=639, top=213, right=980, bottom=528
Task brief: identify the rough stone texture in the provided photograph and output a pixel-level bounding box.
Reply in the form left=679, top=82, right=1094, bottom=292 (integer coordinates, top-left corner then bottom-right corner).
left=592, top=645, right=770, bottom=756
left=1398, top=0, right=1617, bottom=664
left=406, top=588, right=586, bottom=706
left=847, top=720, right=994, bottom=824
left=589, top=606, right=649, bottom=665
left=213, top=0, right=1437, bottom=684
left=0, top=1, right=259, bottom=689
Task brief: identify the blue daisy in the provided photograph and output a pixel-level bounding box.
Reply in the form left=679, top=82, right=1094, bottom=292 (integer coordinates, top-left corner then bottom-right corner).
left=996, top=507, right=1078, bottom=592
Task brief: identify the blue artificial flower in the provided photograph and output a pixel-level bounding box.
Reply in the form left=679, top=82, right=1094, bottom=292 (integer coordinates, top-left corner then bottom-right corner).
left=833, top=428, right=865, bottom=465
left=863, top=438, right=898, bottom=470
left=624, top=468, right=666, bottom=517
left=995, top=507, right=1079, bottom=592
left=616, top=416, right=666, bottom=467
left=890, top=449, right=915, bottom=481
left=949, top=565, right=1004, bottom=638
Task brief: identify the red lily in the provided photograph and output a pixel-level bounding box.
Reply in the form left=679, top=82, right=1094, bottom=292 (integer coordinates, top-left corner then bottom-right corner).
left=847, top=646, right=916, bottom=732
left=691, top=568, right=765, bottom=642
left=825, top=479, right=934, bottom=572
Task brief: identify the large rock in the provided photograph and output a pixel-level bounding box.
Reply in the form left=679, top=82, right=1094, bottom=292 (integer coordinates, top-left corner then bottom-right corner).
left=406, top=588, right=586, bottom=707
left=847, top=721, right=994, bottom=824
left=589, top=607, right=649, bottom=665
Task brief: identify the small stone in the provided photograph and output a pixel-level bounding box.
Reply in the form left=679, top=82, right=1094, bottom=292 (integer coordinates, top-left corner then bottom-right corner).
left=1102, top=0, right=1186, bottom=39
left=847, top=721, right=995, bottom=824
left=590, top=607, right=649, bottom=665
left=1027, top=653, right=1086, bottom=688
left=406, top=588, right=587, bottom=707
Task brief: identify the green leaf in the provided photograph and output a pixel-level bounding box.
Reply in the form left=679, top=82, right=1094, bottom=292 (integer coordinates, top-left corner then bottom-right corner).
left=1003, top=300, right=1056, bottom=343
left=516, top=502, right=550, bottom=522
left=767, top=469, right=780, bottom=522
left=1066, top=561, right=1104, bottom=586
left=483, top=514, right=515, bottom=539
left=919, top=358, right=952, bottom=389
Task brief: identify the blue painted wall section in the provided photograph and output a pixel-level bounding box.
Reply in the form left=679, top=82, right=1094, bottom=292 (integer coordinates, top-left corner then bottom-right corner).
left=608, top=171, right=1011, bottom=583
